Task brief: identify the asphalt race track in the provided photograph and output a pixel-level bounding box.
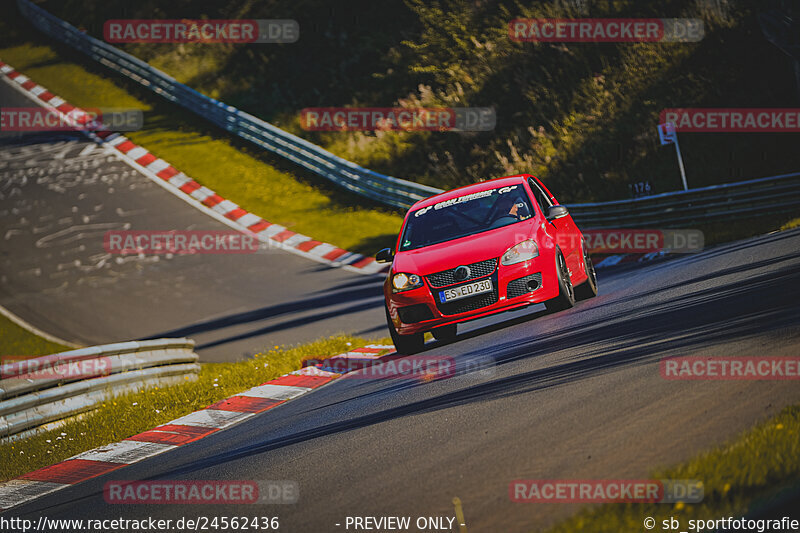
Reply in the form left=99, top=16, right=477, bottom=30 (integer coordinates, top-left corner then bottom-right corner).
left=0, top=80, right=389, bottom=362
left=8, top=226, right=800, bottom=531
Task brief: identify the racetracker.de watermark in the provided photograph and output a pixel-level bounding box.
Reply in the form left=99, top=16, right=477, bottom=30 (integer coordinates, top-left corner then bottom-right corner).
left=1, top=355, right=112, bottom=380
left=582, top=229, right=703, bottom=254
left=526, top=229, right=704, bottom=254
left=311, top=355, right=456, bottom=380
left=299, top=107, right=496, bottom=132
left=104, top=480, right=298, bottom=504
left=104, top=19, right=298, bottom=43
left=104, top=231, right=260, bottom=255
left=304, top=354, right=497, bottom=381
left=0, top=107, right=142, bottom=132
left=661, top=357, right=800, bottom=380
left=509, top=18, right=704, bottom=42
left=661, top=108, right=800, bottom=132
left=510, top=479, right=704, bottom=503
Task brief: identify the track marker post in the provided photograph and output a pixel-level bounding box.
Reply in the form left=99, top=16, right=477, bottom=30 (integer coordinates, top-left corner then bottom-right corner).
left=658, top=122, right=688, bottom=191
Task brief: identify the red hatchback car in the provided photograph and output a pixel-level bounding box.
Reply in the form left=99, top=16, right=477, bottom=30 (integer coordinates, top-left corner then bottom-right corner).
left=376, top=174, right=597, bottom=353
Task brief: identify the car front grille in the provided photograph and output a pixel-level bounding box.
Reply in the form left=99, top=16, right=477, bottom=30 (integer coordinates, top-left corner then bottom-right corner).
left=434, top=274, right=499, bottom=316
left=426, top=258, right=498, bottom=288
left=506, top=273, right=542, bottom=299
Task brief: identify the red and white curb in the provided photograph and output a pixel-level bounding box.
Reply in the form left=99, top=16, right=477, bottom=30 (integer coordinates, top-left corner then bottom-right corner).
left=0, top=344, right=395, bottom=512
left=0, top=59, right=389, bottom=276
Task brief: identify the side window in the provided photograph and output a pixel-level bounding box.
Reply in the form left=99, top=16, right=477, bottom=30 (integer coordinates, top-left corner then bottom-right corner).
left=528, top=178, right=552, bottom=215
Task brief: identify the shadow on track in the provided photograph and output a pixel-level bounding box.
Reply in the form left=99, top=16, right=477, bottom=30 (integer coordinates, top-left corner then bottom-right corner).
left=130, top=256, right=800, bottom=480
left=144, top=277, right=386, bottom=346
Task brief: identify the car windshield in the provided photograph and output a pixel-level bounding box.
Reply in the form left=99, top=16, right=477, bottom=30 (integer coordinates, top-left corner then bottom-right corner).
left=399, top=185, right=533, bottom=251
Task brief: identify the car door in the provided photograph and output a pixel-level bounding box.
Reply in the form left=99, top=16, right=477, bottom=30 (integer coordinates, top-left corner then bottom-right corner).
left=528, top=177, right=583, bottom=278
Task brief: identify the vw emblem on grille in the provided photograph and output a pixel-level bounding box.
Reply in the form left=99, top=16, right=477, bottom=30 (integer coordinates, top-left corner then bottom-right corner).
left=453, top=265, right=471, bottom=282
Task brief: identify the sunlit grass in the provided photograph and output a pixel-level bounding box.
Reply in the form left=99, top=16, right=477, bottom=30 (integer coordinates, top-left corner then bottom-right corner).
left=0, top=313, right=68, bottom=357
left=780, top=218, right=800, bottom=231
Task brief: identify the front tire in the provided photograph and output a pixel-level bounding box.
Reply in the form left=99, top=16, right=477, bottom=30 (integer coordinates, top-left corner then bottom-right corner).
left=574, top=240, right=598, bottom=301
left=385, top=306, right=424, bottom=354
left=432, top=324, right=457, bottom=343
left=545, top=248, right=575, bottom=313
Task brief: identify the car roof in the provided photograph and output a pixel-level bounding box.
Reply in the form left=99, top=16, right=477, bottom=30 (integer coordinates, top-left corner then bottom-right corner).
left=409, top=175, right=532, bottom=211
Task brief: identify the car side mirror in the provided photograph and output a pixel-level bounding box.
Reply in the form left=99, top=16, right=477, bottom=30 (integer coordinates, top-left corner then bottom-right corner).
left=375, top=248, right=394, bottom=263
left=546, top=205, right=569, bottom=221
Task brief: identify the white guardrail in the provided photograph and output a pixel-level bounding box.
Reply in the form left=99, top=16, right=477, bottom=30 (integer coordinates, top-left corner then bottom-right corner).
left=0, top=339, right=200, bottom=441
left=15, top=0, right=800, bottom=226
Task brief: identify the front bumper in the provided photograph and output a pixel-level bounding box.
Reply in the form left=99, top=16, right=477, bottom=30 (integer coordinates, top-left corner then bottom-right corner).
left=388, top=256, right=560, bottom=335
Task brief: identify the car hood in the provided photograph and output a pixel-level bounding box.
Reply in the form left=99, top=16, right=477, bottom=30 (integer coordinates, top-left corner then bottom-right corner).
left=393, top=221, right=536, bottom=276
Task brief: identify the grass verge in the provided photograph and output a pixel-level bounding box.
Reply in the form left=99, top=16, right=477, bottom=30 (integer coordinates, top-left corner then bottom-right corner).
left=0, top=334, right=391, bottom=482
left=0, top=7, right=404, bottom=256
left=540, top=404, right=800, bottom=532
left=0, top=313, right=68, bottom=358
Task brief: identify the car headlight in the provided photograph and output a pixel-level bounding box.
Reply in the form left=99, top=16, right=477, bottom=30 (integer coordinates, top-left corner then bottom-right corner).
left=501, top=240, right=539, bottom=265
left=392, top=272, right=423, bottom=292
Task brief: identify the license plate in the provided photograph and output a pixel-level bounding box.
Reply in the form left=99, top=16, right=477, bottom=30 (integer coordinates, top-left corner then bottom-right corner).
left=439, top=279, right=493, bottom=303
